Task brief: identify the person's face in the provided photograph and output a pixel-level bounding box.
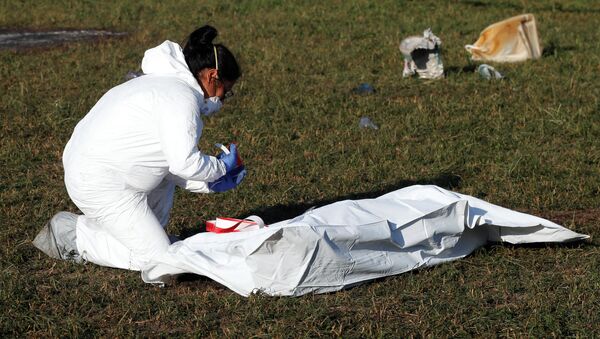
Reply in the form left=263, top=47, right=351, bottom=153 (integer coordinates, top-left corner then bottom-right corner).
left=215, top=78, right=235, bottom=101
left=200, top=69, right=235, bottom=101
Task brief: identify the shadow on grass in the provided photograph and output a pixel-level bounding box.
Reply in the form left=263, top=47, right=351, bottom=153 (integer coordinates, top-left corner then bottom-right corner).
left=445, top=65, right=477, bottom=75
left=179, top=172, right=462, bottom=239
left=542, top=42, right=576, bottom=58
left=175, top=273, right=230, bottom=289
left=492, top=240, right=596, bottom=249
left=238, top=172, right=462, bottom=225
left=461, top=0, right=600, bottom=13
left=460, top=0, right=522, bottom=10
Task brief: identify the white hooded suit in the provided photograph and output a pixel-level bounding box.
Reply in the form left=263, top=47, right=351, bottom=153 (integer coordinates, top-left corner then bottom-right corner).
left=63, top=41, right=225, bottom=270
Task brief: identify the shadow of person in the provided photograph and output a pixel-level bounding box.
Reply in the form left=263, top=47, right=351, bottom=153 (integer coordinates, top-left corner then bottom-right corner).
left=237, top=172, right=462, bottom=225
left=178, top=172, right=462, bottom=240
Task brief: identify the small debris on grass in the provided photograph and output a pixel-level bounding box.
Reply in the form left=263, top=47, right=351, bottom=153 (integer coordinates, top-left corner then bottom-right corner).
left=399, top=28, right=444, bottom=79
left=359, top=116, right=379, bottom=130
left=477, top=64, right=503, bottom=80
left=352, top=83, right=376, bottom=95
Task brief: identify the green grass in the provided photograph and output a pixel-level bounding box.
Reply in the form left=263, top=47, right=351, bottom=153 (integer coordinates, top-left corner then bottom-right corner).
left=1, top=0, right=599, bottom=336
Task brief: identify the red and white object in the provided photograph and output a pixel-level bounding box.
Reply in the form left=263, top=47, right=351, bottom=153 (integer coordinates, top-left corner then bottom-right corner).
left=215, top=142, right=243, bottom=167
left=206, top=215, right=266, bottom=233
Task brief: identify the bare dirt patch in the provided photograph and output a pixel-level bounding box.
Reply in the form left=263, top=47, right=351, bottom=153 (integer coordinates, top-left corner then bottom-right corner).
left=0, top=29, right=126, bottom=50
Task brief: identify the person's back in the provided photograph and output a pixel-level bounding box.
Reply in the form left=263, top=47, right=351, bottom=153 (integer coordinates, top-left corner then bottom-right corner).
left=64, top=73, right=203, bottom=192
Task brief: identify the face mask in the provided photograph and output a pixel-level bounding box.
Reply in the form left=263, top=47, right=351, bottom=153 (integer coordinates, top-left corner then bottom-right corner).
left=201, top=96, right=223, bottom=117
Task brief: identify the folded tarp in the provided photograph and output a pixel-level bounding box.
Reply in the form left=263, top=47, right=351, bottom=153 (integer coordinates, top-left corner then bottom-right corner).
left=142, top=185, right=588, bottom=296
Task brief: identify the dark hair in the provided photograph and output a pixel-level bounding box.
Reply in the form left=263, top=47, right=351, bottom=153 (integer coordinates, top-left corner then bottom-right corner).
left=183, top=25, right=241, bottom=82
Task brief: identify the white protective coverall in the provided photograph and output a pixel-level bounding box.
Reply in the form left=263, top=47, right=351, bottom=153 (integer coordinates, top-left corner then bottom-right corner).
left=63, top=40, right=226, bottom=270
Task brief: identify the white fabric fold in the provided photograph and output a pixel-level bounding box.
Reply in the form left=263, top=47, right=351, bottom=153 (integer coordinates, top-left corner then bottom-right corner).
left=139, top=185, right=587, bottom=296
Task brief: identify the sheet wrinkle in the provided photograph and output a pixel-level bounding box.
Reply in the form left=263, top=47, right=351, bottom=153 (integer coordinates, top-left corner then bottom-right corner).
left=289, top=235, right=322, bottom=290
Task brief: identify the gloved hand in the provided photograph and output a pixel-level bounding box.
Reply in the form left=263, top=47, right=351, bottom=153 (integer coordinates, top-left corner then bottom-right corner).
left=208, top=165, right=247, bottom=193
left=217, top=143, right=239, bottom=173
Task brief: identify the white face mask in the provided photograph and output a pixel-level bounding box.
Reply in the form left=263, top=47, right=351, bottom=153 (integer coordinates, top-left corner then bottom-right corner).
left=201, top=96, right=223, bottom=117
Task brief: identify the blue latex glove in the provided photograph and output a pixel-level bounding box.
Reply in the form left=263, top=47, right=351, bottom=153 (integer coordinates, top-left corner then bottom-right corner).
left=217, top=143, right=239, bottom=173
left=208, top=166, right=247, bottom=193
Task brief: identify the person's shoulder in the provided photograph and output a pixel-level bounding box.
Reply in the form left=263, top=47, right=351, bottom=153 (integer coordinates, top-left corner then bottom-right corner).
left=134, top=75, right=204, bottom=117
left=142, top=75, right=202, bottom=102
left=144, top=74, right=196, bottom=92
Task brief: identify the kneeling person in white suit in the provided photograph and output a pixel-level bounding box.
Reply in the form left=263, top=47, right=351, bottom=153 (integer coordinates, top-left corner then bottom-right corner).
left=33, top=25, right=244, bottom=270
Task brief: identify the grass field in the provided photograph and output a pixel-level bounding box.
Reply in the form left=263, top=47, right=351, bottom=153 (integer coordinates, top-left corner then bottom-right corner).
left=1, top=0, right=599, bottom=336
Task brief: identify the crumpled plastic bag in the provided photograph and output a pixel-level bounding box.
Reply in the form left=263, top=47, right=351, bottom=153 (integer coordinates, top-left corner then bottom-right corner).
left=465, top=14, right=541, bottom=63
left=399, top=28, right=444, bottom=79
left=478, top=64, right=503, bottom=79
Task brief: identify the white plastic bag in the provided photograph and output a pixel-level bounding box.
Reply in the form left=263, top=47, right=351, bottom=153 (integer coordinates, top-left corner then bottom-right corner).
left=399, top=28, right=444, bottom=79
left=465, top=14, right=541, bottom=62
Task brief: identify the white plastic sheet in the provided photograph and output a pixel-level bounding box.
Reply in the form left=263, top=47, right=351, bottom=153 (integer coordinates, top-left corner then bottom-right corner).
left=142, top=185, right=587, bottom=296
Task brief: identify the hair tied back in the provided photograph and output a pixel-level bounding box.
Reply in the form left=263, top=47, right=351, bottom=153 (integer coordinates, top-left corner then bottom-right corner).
left=188, top=25, right=218, bottom=50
